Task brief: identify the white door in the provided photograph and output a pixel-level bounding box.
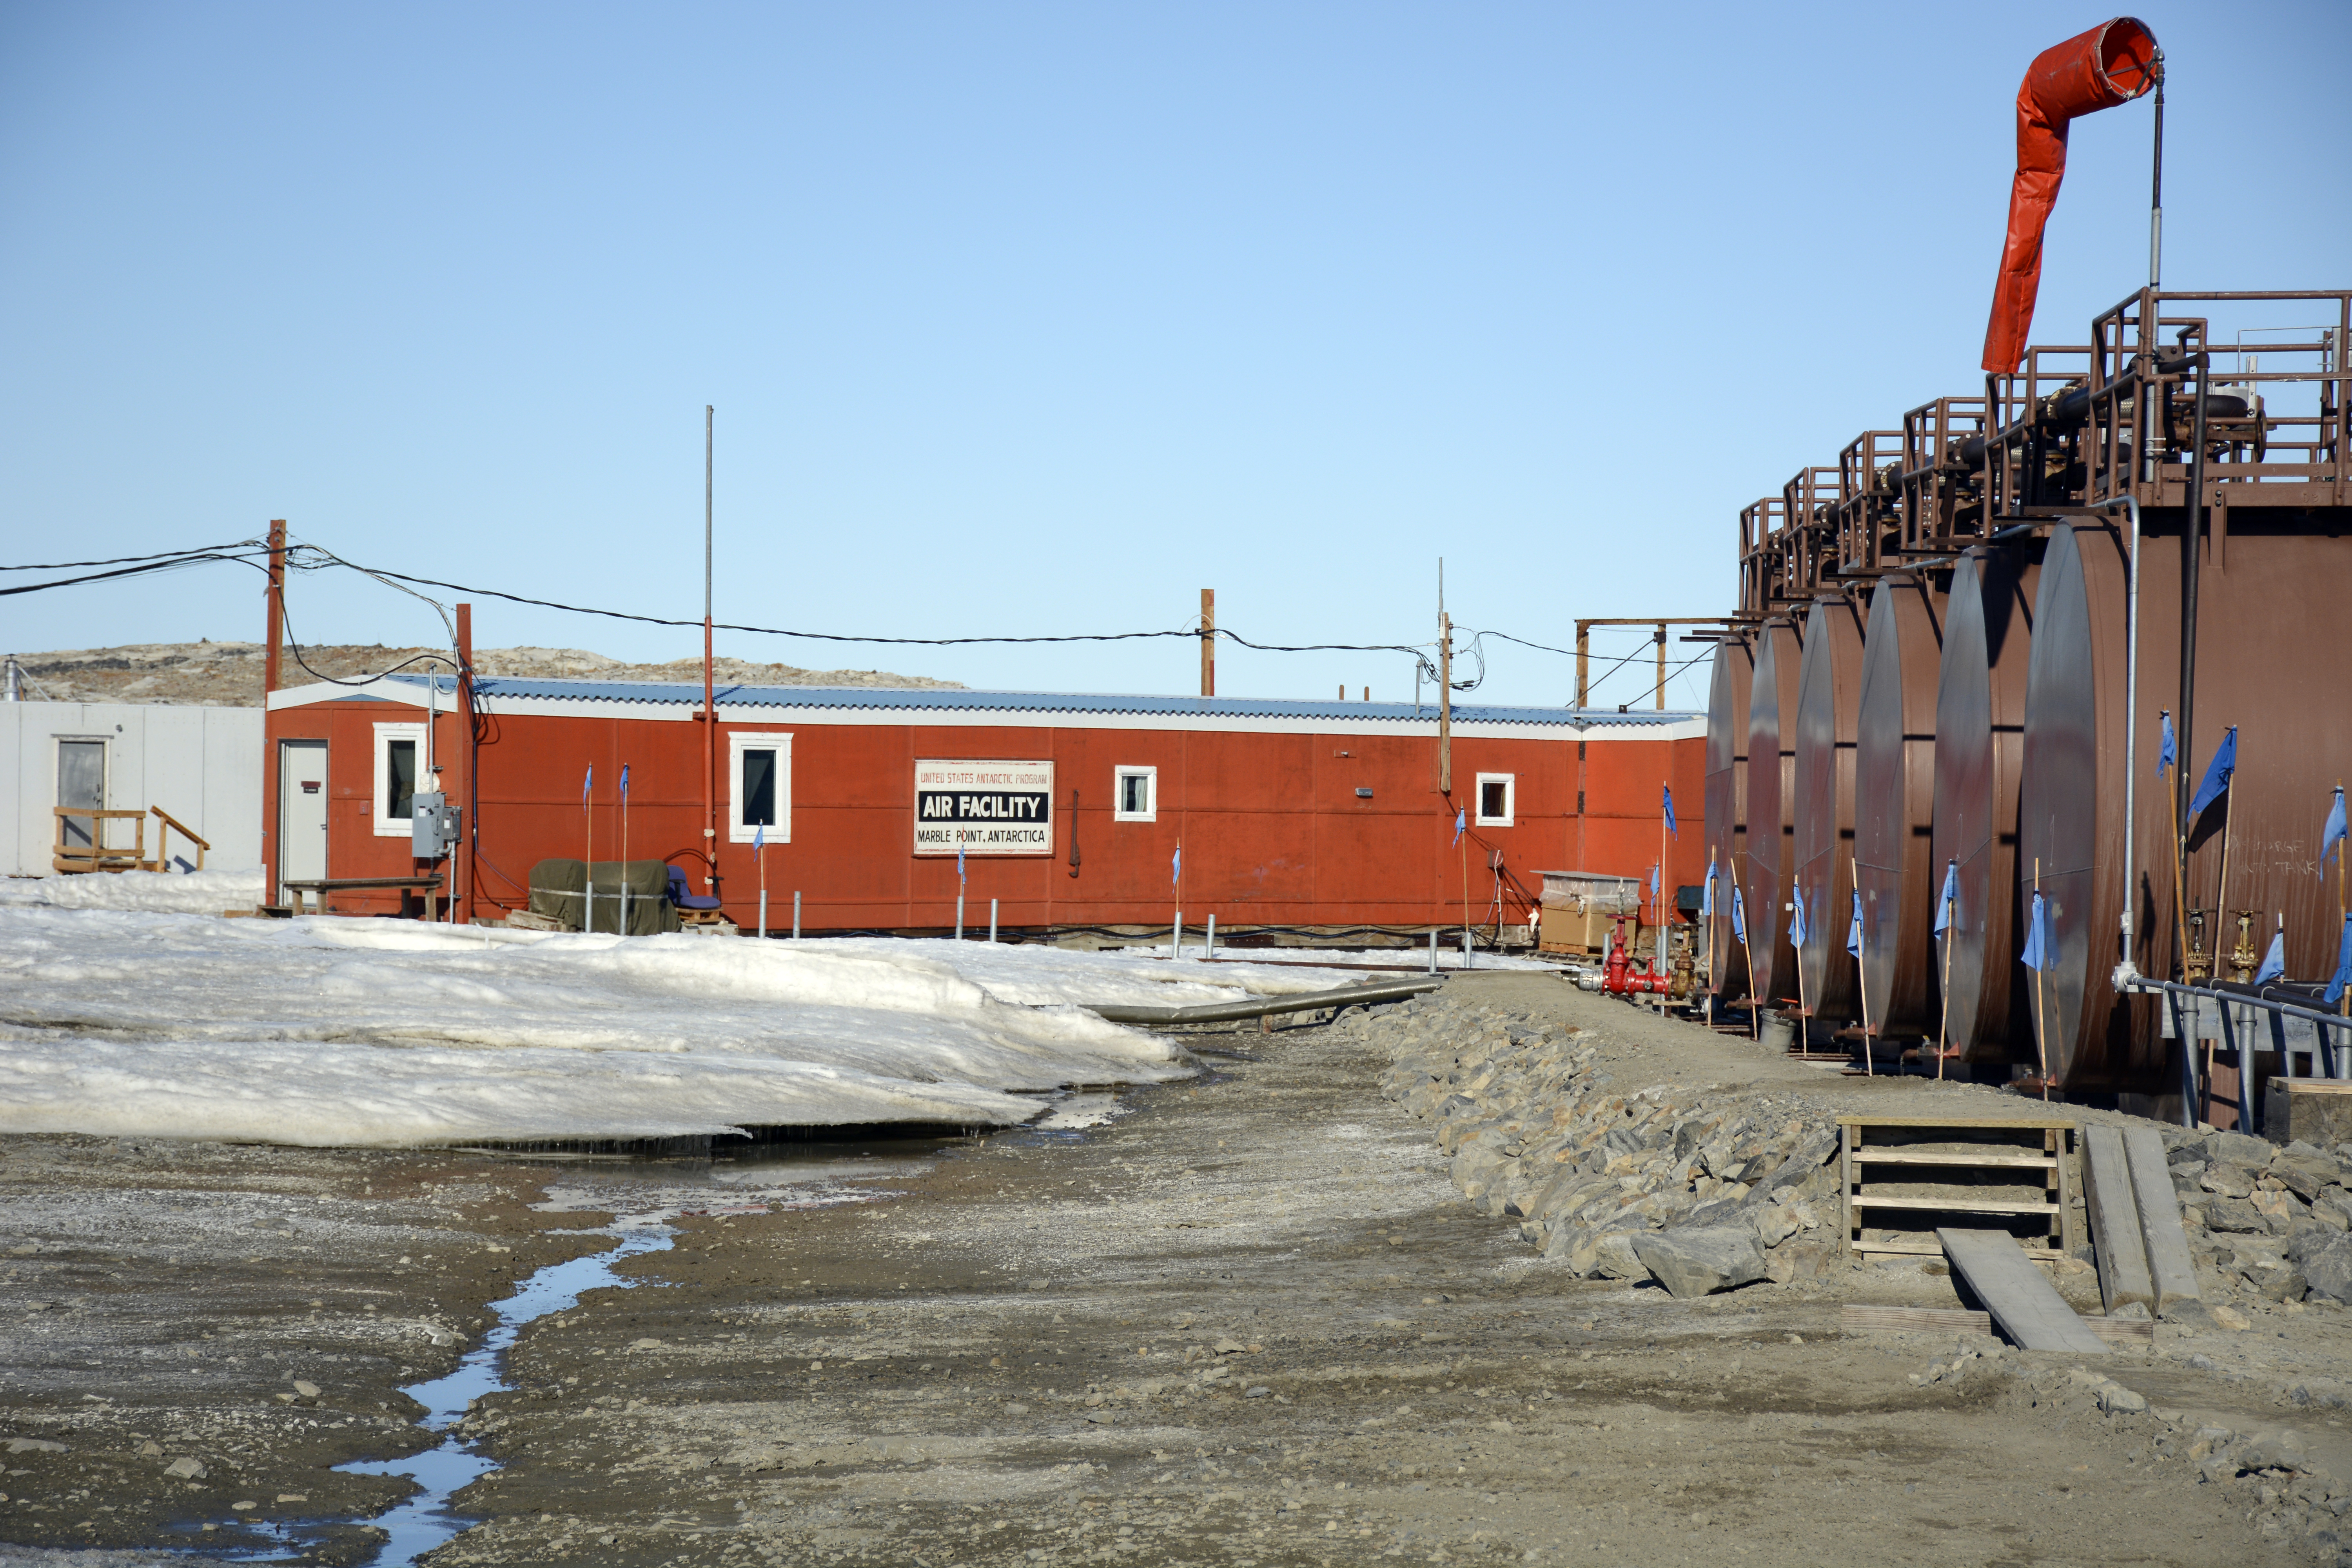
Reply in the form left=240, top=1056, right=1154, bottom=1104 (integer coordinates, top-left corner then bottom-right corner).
left=279, top=740, right=328, bottom=901
left=56, top=739, right=107, bottom=859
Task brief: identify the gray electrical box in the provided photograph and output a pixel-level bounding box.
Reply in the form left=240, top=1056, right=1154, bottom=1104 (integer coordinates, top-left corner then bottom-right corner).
left=411, top=792, right=461, bottom=857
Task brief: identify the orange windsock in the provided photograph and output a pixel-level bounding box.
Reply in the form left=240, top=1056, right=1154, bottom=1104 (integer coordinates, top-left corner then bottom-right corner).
left=1980, top=17, right=2160, bottom=374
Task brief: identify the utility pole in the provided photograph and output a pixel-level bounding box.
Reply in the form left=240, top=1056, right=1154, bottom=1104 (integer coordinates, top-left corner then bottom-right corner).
left=1438, top=560, right=1452, bottom=795
left=1200, top=589, right=1215, bottom=697
left=703, top=406, right=717, bottom=894
left=263, top=519, right=287, bottom=696
left=1572, top=617, right=1734, bottom=707
left=456, top=602, right=475, bottom=926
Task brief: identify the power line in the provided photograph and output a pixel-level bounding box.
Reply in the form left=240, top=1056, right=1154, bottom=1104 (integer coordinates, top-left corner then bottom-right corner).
left=0, top=540, right=265, bottom=572
left=0, top=549, right=274, bottom=599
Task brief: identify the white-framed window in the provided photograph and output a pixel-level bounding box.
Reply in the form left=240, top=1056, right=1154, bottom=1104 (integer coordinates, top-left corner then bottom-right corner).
left=371, top=723, right=428, bottom=838
left=1113, top=765, right=1157, bottom=822
left=729, top=731, right=793, bottom=844
left=1475, top=771, right=1515, bottom=827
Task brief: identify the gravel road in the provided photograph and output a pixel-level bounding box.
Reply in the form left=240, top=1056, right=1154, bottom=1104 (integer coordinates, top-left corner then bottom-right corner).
left=4, top=969, right=2343, bottom=1565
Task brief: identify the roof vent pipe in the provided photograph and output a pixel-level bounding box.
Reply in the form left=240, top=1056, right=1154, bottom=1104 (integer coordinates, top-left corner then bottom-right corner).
left=1980, top=16, right=2161, bottom=373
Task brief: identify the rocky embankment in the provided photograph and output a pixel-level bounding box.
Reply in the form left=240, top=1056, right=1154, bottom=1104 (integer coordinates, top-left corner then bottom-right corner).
left=1365, top=989, right=2352, bottom=1318
left=1368, top=991, right=1843, bottom=1296
left=4, top=642, right=957, bottom=706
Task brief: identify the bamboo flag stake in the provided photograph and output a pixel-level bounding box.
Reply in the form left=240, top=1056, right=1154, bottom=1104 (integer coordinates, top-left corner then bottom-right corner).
left=1791, top=885, right=1811, bottom=1051
left=2166, top=746, right=2190, bottom=980
left=2031, top=857, right=2051, bottom=1102
left=619, top=764, right=631, bottom=936
left=1935, top=859, right=1958, bottom=1082
left=581, top=764, right=594, bottom=935
left=1735, top=883, right=1759, bottom=1042
left=1850, top=854, right=1871, bottom=1077
left=2324, top=780, right=2343, bottom=1025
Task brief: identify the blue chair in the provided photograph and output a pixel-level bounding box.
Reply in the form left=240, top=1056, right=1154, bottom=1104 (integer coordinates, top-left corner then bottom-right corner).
left=666, top=866, right=723, bottom=912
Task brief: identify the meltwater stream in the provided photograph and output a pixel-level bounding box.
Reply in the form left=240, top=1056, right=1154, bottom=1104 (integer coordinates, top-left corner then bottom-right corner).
left=326, top=1224, right=674, bottom=1564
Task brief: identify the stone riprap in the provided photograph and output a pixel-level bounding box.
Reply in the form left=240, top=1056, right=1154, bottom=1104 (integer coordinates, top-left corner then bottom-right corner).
left=1360, top=989, right=2352, bottom=1316
left=1364, top=992, right=1842, bottom=1294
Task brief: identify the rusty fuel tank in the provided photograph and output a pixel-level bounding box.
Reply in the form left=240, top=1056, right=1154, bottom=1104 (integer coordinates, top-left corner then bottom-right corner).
left=1931, top=543, right=2042, bottom=1062
left=1853, top=573, right=1945, bottom=1039
left=2017, top=516, right=2352, bottom=1094
left=1704, top=635, right=1755, bottom=1001
left=1741, top=615, right=1805, bottom=1005
left=1793, top=592, right=1866, bottom=1022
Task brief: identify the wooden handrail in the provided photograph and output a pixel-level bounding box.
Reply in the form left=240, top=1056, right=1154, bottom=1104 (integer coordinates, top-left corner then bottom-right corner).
left=52, top=806, right=145, bottom=874
left=150, top=806, right=209, bottom=851
left=151, top=805, right=208, bottom=871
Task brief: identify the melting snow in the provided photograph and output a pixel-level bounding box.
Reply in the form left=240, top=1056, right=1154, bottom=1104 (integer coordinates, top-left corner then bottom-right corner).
left=0, top=912, right=1372, bottom=1149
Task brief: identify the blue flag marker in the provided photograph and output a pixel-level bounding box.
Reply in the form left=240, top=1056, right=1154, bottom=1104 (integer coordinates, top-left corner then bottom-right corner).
left=1789, top=890, right=1809, bottom=951
left=957, top=842, right=966, bottom=885
left=2328, top=914, right=2352, bottom=1008
left=1731, top=885, right=1747, bottom=944
left=2325, top=787, right=2347, bottom=866
left=1452, top=808, right=1466, bottom=846
left=1650, top=864, right=1660, bottom=903
left=2189, top=726, right=2239, bottom=817
left=752, top=823, right=764, bottom=853
left=619, top=764, right=630, bottom=800
left=2255, top=929, right=2287, bottom=986
left=1847, top=889, right=1864, bottom=960
left=582, top=765, right=592, bottom=807
left=2021, top=891, right=2051, bottom=971
left=1172, top=844, right=1182, bottom=887
left=1700, top=867, right=1715, bottom=918
left=1662, top=786, right=1677, bottom=837
left=1934, top=859, right=1960, bottom=935
left=2158, top=710, right=2176, bottom=777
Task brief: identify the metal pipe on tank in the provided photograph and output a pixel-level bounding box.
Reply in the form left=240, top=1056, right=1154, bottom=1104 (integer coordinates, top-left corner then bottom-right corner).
left=2108, top=495, right=2142, bottom=990
left=2176, top=353, right=2207, bottom=834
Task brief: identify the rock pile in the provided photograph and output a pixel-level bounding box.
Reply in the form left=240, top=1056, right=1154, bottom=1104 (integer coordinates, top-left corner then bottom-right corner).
left=2164, top=1127, right=2352, bottom=1308
left=1362, top=992, right=1842, bottom=1295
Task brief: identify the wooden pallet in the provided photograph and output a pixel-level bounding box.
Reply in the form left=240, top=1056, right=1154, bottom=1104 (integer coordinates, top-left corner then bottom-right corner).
left=1840, top=1115, right=2078, bottom=1260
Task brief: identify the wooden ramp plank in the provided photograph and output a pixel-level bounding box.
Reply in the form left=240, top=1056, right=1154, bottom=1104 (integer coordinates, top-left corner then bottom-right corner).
left=2082, top=1125, right=2156, bottom=1316
left=1937, top=1227, right=2111, bottom=1354
left=1841, top=1305, right=1991, bottom=1336
left=2122, top=1125, right=2203, bottom=1314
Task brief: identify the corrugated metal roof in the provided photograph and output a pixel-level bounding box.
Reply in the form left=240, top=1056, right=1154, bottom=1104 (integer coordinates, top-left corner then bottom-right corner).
left=383, top=673, right=1694, bottom=728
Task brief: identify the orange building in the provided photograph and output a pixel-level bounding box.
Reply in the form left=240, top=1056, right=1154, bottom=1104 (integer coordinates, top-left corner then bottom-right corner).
left=261, top=675, right=1704, bottom=935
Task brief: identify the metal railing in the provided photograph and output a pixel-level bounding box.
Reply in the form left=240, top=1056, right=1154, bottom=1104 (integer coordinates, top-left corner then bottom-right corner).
left=2120, top=976, right=2351, bottom=1132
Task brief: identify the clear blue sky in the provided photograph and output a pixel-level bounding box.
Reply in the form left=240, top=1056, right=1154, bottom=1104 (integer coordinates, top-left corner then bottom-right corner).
left=5, top=3, right=2345, bottom=708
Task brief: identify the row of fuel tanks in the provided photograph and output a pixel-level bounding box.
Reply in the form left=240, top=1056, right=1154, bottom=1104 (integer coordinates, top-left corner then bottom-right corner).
left=1704, top=509, right=2352, bottom=1105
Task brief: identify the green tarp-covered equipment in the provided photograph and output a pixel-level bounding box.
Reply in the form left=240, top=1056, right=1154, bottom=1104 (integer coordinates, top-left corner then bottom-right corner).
left=529, top=858, right=680, bottom=935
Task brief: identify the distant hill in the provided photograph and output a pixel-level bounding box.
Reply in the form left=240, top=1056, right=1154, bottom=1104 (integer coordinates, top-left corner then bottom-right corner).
left=3, top=641, right=962, bottom=707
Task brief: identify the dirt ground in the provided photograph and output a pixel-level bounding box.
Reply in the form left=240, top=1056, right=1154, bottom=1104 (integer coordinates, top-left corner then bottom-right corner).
left=4, top=969, right=2346, bottom=1566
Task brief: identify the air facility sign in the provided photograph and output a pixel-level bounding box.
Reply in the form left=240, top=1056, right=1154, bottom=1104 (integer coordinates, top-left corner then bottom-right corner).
left=913, top=759, right=1054, bottom=857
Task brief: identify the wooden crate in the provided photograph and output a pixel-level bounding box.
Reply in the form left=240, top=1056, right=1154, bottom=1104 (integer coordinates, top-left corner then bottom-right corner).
left=1838, top=1116, right=2078, bottom=1261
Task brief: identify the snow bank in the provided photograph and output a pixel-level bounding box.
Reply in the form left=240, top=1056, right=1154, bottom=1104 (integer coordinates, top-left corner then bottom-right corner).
left=0, top=912, right=1234, bottom=1148
left=803, top=937, right=1375, bottom=1006
left=0, top=868, right=263, bottom=914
